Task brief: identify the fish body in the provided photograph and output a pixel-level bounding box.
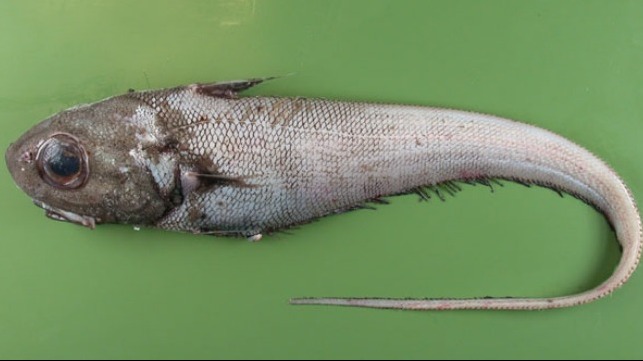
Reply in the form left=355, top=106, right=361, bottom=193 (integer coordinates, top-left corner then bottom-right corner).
left=5, top=78, right=641, bottom=310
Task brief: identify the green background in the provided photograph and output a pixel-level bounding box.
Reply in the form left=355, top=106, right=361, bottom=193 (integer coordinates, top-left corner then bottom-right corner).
left=1, top=0, right=642, bottom=359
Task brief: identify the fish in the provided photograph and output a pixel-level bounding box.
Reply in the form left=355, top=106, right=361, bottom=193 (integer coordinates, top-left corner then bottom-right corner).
left=5, top=77, right=641, bottom=310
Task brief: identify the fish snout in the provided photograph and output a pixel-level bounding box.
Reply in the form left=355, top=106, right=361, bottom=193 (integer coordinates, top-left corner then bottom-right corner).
left=5, top=138, right=38, bottom=192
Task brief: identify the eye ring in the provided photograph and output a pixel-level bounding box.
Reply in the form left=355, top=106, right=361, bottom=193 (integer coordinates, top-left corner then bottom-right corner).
left=36, top=133, right=89, bottom=189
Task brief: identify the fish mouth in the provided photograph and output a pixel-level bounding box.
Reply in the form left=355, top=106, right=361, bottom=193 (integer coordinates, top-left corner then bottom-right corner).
left=33, top=200, right=99, bottom=229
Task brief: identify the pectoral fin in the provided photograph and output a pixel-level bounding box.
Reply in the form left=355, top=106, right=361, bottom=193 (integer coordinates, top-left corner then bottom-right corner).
left=186, top=171, right=255, bottom=188
left=179, top=159, right=255, bottom=192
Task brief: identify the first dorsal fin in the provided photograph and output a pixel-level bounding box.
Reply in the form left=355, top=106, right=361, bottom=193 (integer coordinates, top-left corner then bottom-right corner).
left=192, top=76, right=280, bottom=99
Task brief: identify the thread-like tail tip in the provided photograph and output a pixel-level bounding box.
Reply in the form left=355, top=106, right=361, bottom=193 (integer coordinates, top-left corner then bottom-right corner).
left=289, top=298, right=313, bottom=306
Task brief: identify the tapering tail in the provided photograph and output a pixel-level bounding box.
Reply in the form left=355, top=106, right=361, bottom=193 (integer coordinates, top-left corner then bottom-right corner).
left=290, top=108, right=641, bottom=310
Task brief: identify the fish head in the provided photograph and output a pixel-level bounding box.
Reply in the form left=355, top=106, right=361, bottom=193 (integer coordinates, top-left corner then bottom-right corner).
left=5, top=95, right=170, bottom=228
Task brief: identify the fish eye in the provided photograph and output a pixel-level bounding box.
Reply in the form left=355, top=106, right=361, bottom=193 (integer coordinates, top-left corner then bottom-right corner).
left=36, top=133, right=89, bottom=189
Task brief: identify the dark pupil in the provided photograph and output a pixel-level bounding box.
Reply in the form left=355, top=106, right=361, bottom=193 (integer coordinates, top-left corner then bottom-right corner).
left=47, top=150, right=80, bottom=177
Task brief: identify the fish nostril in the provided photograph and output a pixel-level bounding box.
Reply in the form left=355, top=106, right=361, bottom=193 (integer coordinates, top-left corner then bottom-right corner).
left=20, top=150, right=34, bottom=163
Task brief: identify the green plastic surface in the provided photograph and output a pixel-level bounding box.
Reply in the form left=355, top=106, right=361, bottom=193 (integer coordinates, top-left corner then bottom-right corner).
left=1, top=1, right=642, bottom=358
